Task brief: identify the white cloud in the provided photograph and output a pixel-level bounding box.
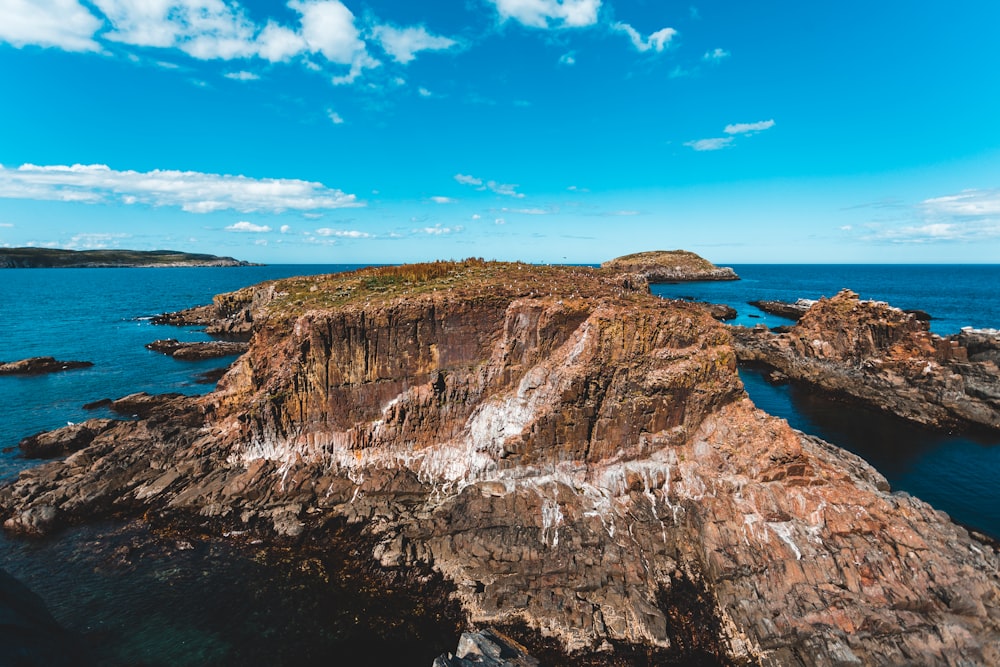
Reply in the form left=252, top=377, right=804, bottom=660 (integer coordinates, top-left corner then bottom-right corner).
left=860, top=188, right=1000, bottom=243
left=292, top=0, right=365, bottom=64
left=684, top=137, right=733, bottom=151
left=256, top=21, right=307, bottom=62
left=494, top=218, right=506, bottom=225
left=502, top=207, right=549, bottom=215
left=559, top=52, right=576, bottom=65
left=454, top=173, right=524, bottom=198
left=923, top=189, right=1000, bottom=217
left=225, top=70, right=260, bottom=81
left=0, top=223, right=13, bottom=227
left=371, top=24, right=456, bottom=64
left=418, top=224, right=462, bottom=235
left=226, top=221, right=272, bottom=232
left=0, top=163, right=362, bottom=213
left=613, top=22, right=676, bottom=53
left=471, top=214, right=481, bottom=220
left=418, top=87, right=433, bottom=97
left=430, top=196, right=456, bottom=204
left=327, top=109, right=345, bottom=124
left=0, top=0, right=101, bottom=51
left=316, top=227, right=371, bottom=238
left=454, top=174, right=483, bottom=186
left=280, top=224, right=292, bottom=233
left=724, top=119, right=775, bottom=135
left=703, top=48, right=730, bottom=63
left=489, top=0, right=600, bottom=29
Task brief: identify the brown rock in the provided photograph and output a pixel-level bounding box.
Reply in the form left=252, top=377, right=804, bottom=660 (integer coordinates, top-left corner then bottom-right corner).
left=1, top=263, right=997, bottom=667
left=0, top=357, right=93, bottom=375
left=145, top=338, right=249, bottom=360
left=602, top=250, right=739, bottom=282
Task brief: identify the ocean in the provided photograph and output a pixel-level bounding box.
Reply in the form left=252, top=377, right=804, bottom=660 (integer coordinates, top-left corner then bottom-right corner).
left=1, top=263, right=998, bottom=665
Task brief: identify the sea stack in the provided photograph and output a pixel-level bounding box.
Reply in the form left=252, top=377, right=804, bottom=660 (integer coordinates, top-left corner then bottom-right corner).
left=1, top=261, right=997, bottom=666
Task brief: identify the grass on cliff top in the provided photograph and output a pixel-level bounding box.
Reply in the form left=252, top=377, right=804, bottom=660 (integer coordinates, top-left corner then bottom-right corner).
left=600, top=250, right=718, bottom=272
left=264, top=259, right=635, bottom=315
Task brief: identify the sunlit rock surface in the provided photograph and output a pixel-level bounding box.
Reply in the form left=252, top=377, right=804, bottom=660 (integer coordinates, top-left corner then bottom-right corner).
left=2, top=263, right=998, bottom=666
left=734, top=289, right=1000, bottom=432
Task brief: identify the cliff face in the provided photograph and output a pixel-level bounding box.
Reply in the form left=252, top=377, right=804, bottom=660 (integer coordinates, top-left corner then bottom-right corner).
left=734, top=289, right=1000, bottom=431
left=2, top=263, right=999, bottom=666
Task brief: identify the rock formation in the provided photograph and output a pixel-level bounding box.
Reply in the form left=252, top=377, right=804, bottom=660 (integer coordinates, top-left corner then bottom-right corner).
left=734, top=289, right=1000, bottom=432
left=747, top=300, right=813, bottom=321
left=1, top=263, right=998, bottom=666
left=145, top=338, right=250, bottom=360
left=434, top=628, right=539, bottom=667
left=601, top=250, right=739, bottom=282
left=0, top=357, right=93, bottom=375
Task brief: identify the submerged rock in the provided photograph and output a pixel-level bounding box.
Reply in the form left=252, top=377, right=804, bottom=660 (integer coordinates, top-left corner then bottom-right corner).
left=0, top=357, right=93, bottom=376
left=1, top=262, right=998, bottom=666
left=433, top=628, right=539, bottom=667
left=733, top=289, right=1000, bottom=431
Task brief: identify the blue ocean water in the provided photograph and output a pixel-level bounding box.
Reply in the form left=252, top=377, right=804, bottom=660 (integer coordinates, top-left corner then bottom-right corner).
left=652, top=264, right=1000, bottom=539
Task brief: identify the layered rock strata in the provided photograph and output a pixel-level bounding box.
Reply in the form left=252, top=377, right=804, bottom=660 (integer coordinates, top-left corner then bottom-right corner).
left=602, top=250, right=739, bottom=282
left=734, top=289, right=1000, bottom=432
left=1, top=263, right=998, bottom=666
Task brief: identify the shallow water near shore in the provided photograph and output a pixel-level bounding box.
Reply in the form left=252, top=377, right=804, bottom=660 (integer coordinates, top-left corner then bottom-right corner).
left=0, top=263, right=998, bottom=663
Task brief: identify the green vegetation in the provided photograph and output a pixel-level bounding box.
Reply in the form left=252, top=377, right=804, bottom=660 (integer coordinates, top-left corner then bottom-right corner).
left=0, top=247, right=255, bottom=268
left=601, top=250, right=717, bottom=273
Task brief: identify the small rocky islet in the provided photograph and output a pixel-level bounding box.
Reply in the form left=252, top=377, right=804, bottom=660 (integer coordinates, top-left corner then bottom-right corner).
left=1, top=253, right=998, bottom=666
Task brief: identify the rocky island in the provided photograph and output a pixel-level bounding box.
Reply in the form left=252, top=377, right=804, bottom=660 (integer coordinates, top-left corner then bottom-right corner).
left=0, top=247, right=257, bottom=268
left=601, top=250, right=739, bottom=282
left=1, top=261, right=998, bottom=666
left=0, top=357, right=93, bottom=375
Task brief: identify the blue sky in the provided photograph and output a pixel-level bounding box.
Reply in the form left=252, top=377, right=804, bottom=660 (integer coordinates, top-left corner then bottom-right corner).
left=1, top=0, right=999, bottom=264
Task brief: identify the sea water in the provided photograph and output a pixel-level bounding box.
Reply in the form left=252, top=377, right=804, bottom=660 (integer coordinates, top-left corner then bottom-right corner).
left=0, top=263, right=998, bottom=665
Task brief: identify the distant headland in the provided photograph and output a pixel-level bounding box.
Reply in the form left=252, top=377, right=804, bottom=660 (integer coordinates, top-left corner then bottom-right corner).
left=0, top=248, right=259, bottom=268
left=601, top=249, right=739, bottom=282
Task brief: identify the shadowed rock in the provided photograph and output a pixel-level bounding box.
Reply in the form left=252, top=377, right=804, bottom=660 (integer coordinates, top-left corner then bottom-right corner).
left=146, top=338, right=249, bottom=360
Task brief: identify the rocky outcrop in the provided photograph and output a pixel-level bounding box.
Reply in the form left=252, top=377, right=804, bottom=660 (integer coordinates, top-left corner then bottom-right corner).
left=602, top=250, right=739, bottom=282
left=18, top=420, right=116, bottom=459
left=747, top=300, right=813, bottom=321
left=0, top=247, right=255, bottom=268
left=145, top=338, right=249, bottom=360
left=1, top=263, right=998, bottom=666
left=734, top=289, right=1000, bottom=431
left=434, top=629, right=539, bottom=667
left=0, top=357, right=93, bottom=375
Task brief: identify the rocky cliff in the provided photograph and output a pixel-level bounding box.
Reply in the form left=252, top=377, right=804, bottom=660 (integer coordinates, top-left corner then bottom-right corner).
left=734, top=289, right=1000, bottom=432
left=1, top=262, right=998, bottom=666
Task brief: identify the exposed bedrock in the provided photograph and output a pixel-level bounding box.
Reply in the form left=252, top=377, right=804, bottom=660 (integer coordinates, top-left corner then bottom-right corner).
left=145, top=338, right=249, bottom=360
left=0, top=357, right=93, bottom=376
left=733, top=289, right=1000, bottom=432
left=1, top=263, right=998, bottom=666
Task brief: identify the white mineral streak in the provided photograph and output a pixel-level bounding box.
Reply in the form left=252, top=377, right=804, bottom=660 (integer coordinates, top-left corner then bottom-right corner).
left=540, top=488, right=564, bottom=547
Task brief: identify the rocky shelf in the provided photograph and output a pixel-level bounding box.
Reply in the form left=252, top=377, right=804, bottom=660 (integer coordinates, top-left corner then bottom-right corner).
left=0, top=357, right=93, bottom=376
left=1, top=261, right=998, bottom=666
left=145, top=338, right=250, bottom=360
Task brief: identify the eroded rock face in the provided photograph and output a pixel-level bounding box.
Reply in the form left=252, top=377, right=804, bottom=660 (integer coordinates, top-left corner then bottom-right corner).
left=733, top=289, right=1000, bottom=432
left=1, top=264, right=998, bottom=666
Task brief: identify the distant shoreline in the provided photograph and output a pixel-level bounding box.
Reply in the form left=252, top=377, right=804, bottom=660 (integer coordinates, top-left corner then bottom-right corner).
left=0, top=248, right=260, bottom=269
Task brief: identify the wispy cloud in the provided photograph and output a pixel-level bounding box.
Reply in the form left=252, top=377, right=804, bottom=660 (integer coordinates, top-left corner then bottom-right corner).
left=559, top=52, right=576, bottom=65
left=724, top=119, right=775, bottom=135
left=0, top=163, right=362, bottom=213
left=502, top=207, right=550, bottom=215
left=859, top=188, right=1000, bottom=243
left=66, top=232, right=132, bottom=249
left=702, top=48, right=730, bottom=63
left=327, top=109, right=345, bottom=124
left=371, top=24, right=457, bottom=64
left=418, top=224, right=463, bottom=235
left=454, top=173, right=525, bottom=198
left=686, top=119, right=775, bottom=151
left=224, top=70, right=260, bottom=81
left=316, top=227, right=372, bottom=238
left=226, top=221, right=272, bottom=232
left=684, top=137, right=733, bottom=152
left=488, top=0, right=600, bottom=29
left=0, top=0, right=101, bottom=52
left=430, top=196, right=457, bottom=204
left=612, top=22, right=677, bottom=53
